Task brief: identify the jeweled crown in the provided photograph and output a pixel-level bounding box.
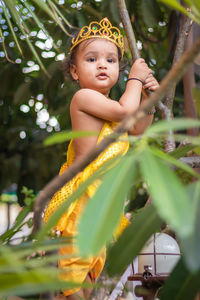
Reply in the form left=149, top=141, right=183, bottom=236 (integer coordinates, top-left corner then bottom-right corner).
left=70, top=18, right=124, bottom=57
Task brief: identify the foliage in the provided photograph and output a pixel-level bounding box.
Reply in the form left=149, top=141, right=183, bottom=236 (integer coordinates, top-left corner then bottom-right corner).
left=0, top=0, right=200, bottom=299
left=159, top=0, right=200, bottom=25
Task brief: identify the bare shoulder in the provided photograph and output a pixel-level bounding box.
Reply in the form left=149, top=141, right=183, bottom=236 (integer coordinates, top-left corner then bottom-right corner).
left=71, top=89, right=106, bottom=108
left=70, top=88, right=125, bottom=122
left=73, top=88, right=105, bottom=99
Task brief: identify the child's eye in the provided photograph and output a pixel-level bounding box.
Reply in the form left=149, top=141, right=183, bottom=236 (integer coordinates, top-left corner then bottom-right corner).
left=107, top=58, right=115, bottom=63
left=87, top=57, right=96, bottom=62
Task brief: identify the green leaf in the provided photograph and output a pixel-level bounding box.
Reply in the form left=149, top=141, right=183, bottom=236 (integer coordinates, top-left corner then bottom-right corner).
left=14, top=82, right=32, bottom=104
left=23, top=1, right=49, bottom=39
left=170, top=144, right=197, bottom=159
left=0, top=269, right=79, bottom=297
left=109, top=0, right=120, bottom=23
left=0, top=207, right=30, bottom=242
left=191, top=0, right=200, bottom=18
left=151, top=147, right=200, bottom=180
left=77, top=154, right=138, bottom=256
left=140, top=147, right=193, bottom=238
left=159, top=0, right=200, bottom=24
left=23, top=1, right=59, bottom=53
left=158, top=0, right=190, bottom=15
left=1, top=3, right=23, bottom=56
left=43, top=130, right=98, bottom=146
left=5, top=0, right=30, bottom=34
left=141, top=0, right=161, bottom=27
left=5, top=0, right=49, bottom=76
left=194, top=146, right=200, bottom=155
left=173, top=134, right=200, bottom=146
left=145, top=118, right=200, bottom=136
left=192, top=0, right=200, bottom=12
left=47, top=0, right=74, bottom=29
left=25, top=35, right=50, bottom=77
left=160, top=258, right=200, bottom=300
left=0, top=238, right=69, bottom=262
left=107, top=205, right=163, bottom=276
left=0, top=244, right=69, bottom=273
left=179, top=181, right=200, bottom=271
left=193, top=87, right=200, bottom=118
left=32, top=0, right=71, bottom=37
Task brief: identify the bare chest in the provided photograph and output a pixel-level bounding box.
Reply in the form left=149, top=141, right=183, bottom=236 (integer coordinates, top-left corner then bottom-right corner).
left=71, top=110, right=105, bottom=159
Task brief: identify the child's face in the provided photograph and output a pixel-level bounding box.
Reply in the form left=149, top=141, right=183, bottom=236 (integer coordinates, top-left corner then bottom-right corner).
left=70, top=39, right=119, bottom=97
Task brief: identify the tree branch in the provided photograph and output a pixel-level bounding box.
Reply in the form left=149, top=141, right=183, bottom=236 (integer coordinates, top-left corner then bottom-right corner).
left=33, top=35, right=200, bottom=234
left=117, top=0, right=140, bottom=61
left=165, top=16, right=193, bottom=110
left=180, top=156, right=200, bottom=168
left=164, top=15, right=193, bottom=153
left=117, top=0, right=170, bottom=120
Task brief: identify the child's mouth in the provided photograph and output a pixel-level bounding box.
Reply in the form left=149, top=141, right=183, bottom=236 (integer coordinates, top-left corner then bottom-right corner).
left=97, top=73, right=108, bottom=80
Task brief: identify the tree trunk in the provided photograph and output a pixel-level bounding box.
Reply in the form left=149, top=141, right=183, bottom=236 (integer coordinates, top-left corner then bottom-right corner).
left=183, top=25, right=199, bottom=136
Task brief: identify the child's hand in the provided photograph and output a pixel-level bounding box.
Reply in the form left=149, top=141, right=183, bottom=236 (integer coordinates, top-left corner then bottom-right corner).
left=143, top=74, right=159, bottom=91
left=129, top=58, right=152, bottom=83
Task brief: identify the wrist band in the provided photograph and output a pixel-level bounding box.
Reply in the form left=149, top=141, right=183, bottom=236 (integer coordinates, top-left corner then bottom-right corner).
left=127, top=77, right=144, bottom=85
left=147, top=107, right=156, bottom=115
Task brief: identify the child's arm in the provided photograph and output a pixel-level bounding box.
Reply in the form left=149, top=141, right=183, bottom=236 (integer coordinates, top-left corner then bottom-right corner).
left=129, top=74, right=159, bottom=135
left=70, top=58, right=151, bottom=122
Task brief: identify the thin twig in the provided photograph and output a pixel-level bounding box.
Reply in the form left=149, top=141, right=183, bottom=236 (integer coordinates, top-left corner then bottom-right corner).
left=117, top=0, right=169, bottom=119
left=179, top=156, right=200, bottom=168
left=117, top=0, right=140, bottom=61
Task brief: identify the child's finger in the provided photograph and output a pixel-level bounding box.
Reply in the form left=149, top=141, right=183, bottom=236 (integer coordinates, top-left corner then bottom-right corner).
left=143, top=81, right=159, bottom=90
left=143, top=84, right=158, bottom=91
left=144, top=74, right=155, bottom=82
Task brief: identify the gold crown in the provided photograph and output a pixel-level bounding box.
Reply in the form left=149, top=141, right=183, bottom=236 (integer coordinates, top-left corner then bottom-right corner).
left=70, top=18, right=124, bottom=57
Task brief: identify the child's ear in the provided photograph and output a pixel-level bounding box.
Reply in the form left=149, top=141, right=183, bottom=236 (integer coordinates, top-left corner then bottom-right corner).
left=70, top=64, right=78, bottom=81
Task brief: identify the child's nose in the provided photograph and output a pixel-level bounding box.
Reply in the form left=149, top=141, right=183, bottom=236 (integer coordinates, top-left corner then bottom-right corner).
left=97, top=59, right=107, bottom=69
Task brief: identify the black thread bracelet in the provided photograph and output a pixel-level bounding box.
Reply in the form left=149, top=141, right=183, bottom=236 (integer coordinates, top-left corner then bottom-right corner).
left=127, top=78, right=156, bottom=114
left=127, top=77, right=144, bottom=85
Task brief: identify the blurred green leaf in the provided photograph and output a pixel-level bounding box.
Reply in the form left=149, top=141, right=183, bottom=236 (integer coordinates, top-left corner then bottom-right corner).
left=43, top=130, right=98, bottom=146
left=1, top=3, right=23, bottom=56
left=0, top=241, right=81, bottom=296
left=145, top=118, right=200, bottom=135
left=160, top=258, right=200, bottom=300
left=0, top=238, right=69, bottom=261
left=193, top=87, right=200, bottom=118
left=32, top=0, right=71, bottom=36
left=140, top=147, right=193, bottom=238
left=141, top=0, right=161, bottom=27
left=194, top=146, right=200, bottom=155
left=159, top=0, right=200, bottom=24
left=77, top=154, right=138, bottom=256
left=47, top=0, right=74, bottom=29
left=170, top=144, right=197, bottom=158
left=172, top=134, right=200, bottom=146
left=107, top=205, right=163, bottom=276
left=0, top=268, right=79, bottom=297
left=193, top=0, right=200, bottom=11
left=158, top=0, right=189, bottom=14
left=0, top=207, right=30, bottom=242
left=151, top=147, right=200, bottom=179
left=179, top=181, right=200, bottom=271
left=14, top=82, right=32, bottom=104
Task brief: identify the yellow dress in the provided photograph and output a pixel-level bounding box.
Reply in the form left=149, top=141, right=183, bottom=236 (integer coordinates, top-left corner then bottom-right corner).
left=43, top=121, right=130, bottom=296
